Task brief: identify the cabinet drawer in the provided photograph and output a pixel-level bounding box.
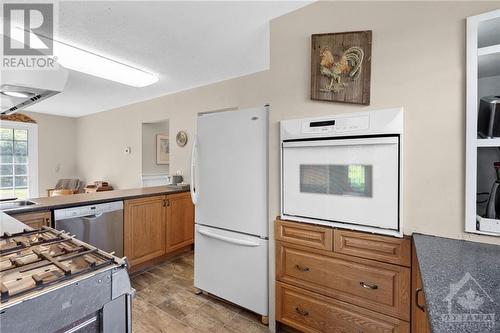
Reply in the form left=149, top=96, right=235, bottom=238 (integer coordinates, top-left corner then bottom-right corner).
left=276, top=282, right=410, bottom=333
left=334, top=229, right=411, bottom=267
left=275, top=220, right=332, bottom=251
left=276, top=241, right=410, bottom=321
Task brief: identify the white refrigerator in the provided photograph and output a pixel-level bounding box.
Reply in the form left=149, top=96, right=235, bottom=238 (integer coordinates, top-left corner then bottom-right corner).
left=191, top=106, right=268, bottom=317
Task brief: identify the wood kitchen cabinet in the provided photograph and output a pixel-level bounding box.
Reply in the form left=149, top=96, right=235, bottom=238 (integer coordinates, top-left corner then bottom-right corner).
left=411, top=242, right=431, bottom=333
left=124, top=191, right=195, bottom=270
left=124, top=195, right=167, bottom=267
left=166, top=192, right=194, bottom=252
left=276, top=241, right=411, bottom=321
left=275, top=219, right=412, bottom=333
left=277, top=282, right=409, bottom=333
left=10, top=210, right=52, bottom=229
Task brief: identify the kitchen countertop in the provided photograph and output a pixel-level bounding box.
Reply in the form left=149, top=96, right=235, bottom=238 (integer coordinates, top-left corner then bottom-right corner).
left=413, top=234, right=500, bottom=333
left=0, top=211, right=31, bottom=234
left=2, top=185, right=190, bottom=214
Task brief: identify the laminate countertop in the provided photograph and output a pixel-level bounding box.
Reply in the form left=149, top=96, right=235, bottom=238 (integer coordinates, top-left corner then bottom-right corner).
left=0, top=211, right=30, bottom=234
left=413, top=233, right=500, bottom=333
left=2, top=185, right=190, bottom=214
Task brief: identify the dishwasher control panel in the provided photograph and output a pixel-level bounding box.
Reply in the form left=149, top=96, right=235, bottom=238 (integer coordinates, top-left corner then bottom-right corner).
left=54, top=201, right=123, bottom=220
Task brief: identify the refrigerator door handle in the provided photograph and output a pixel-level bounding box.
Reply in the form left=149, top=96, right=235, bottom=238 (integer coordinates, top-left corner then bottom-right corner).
left=197, top=228, right=260, bottom=247
left=190, top=135, right=199, bottom=205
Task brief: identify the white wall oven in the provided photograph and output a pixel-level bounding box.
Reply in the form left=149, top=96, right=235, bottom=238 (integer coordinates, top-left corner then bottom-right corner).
left=280, top=108, right=403, bottom=237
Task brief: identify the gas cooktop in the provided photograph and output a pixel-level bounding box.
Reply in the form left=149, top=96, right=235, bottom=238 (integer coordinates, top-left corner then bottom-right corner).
left=0, top=227, right=120, bottom=307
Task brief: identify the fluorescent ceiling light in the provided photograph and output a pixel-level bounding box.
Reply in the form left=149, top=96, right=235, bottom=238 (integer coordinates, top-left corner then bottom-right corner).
left=53, top=40, right=159, bottom=87
left=1, top=91, right=34, bottom=98
left=10, top=26, right=158, bottom=87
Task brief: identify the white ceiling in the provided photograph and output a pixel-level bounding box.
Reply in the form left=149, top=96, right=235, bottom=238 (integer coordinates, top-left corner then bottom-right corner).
left=24, top=1, right=311, bottom=117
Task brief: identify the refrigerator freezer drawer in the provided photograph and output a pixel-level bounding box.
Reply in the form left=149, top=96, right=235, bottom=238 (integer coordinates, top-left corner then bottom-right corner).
left=194, top=225, right=268, bottom=316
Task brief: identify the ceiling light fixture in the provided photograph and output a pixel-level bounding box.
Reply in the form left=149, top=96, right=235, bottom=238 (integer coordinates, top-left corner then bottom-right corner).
left=53, top=40, right=159, bottom=87
left=1, top=91, right=34, bottom=98
left=10, top=26, right=159, bottom=88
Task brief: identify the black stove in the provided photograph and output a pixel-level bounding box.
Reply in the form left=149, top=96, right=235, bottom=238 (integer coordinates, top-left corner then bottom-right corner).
left=0, top=227, right=133, bottom=333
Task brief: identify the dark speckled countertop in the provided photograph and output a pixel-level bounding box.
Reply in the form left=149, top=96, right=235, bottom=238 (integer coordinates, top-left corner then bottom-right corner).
left=413, top=234, right=500, bottom=333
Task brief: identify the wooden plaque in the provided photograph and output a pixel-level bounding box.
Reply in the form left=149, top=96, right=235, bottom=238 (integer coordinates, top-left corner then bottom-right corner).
left=311, top=30, right=372, bottom=105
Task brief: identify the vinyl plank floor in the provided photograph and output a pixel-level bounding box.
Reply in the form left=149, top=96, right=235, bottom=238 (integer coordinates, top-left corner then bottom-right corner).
left=131, top=251, right=278, bottom=333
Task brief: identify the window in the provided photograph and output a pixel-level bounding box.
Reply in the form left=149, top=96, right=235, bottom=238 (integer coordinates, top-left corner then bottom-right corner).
left=300, top=164, right=372, bottom=197
left=0, top=121, right=38, bottom=199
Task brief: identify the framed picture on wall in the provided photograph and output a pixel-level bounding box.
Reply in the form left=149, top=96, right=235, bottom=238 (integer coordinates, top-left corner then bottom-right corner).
left=156, top=134, right=169, bottom=164
left=311, top=30, right=372, bottom=105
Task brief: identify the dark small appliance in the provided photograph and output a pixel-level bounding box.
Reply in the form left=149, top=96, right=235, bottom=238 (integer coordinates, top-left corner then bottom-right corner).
left=485, top=162, right=500, bottom=219
left=171, top=175, right=183, bottom=185
left=478, top=95, right=500, bottom=138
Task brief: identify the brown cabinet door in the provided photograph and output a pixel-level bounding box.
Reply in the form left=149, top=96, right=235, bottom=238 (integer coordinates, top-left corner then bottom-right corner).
left=166, top=192, right=194, bottom=253
left=411, top=242, right=431, bottom=333
left=124, top=195, right=166, bottom=267
left=277, top=282, right=410, bottom=333
left=10, top=211, right=51, bottom=229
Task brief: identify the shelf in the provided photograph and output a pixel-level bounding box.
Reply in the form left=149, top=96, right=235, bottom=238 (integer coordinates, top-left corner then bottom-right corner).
left=466, top=229, right=500, bottom=237
left=478, top=44, right=500, bottom=56
left=478, top=15, right=500, bottom=48
left=478, top=51, right=500, bottom=78
left=477, top=138, right=500, bottom=147
left=467, top=10, right=500, bottom=238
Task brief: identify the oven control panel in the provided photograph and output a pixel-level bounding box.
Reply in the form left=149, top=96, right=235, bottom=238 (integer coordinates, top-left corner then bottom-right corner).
left=301, top=115, right=369, bottom=135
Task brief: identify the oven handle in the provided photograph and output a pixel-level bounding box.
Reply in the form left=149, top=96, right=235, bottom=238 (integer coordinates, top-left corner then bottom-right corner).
left=282, top=136, right=398, bottom=148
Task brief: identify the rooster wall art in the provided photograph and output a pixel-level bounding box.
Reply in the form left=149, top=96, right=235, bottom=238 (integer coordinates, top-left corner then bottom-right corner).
left=319, top=46, right=364, bottom=93
left=311, top=31, right=372, bottom=105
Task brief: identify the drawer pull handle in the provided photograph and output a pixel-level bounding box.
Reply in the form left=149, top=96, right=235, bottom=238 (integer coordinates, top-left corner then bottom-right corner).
left=295, top=265, right=310, bottom=272
left=416, top=288, right=425, bottom=312
left=295, top=307, right=309, bottom=316
left=360, top=281, right=378, bottom=290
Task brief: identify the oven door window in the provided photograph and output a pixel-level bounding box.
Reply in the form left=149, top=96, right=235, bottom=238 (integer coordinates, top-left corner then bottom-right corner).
left=282, top=136, right=399, bottom=230
left=300, top=164, right=372, bottom=197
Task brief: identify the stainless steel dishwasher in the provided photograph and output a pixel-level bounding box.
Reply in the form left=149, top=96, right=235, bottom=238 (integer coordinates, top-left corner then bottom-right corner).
left=54, top=201, right=124, bottom=257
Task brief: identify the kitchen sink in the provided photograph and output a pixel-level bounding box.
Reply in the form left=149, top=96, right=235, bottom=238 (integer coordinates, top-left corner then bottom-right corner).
left=166, top=184, right=190, bottom=189
left=0, top=200, right=37, bottom=211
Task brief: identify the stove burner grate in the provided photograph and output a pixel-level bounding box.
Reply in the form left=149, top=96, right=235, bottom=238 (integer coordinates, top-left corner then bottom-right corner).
left=0, top=227, right=117, bottom=304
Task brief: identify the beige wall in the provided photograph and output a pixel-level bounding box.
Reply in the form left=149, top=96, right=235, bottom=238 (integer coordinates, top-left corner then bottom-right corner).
left=142, top=120, right=170, bottom=175
left=25, top=112, right=78, bottom=197
left=265, top=1, right=500, bottom=246
left=76, top=71, right=271, bottom=188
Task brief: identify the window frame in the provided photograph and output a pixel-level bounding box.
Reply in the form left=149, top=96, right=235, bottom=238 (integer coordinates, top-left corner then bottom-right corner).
left=0, top=120, right=38, bottom=199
